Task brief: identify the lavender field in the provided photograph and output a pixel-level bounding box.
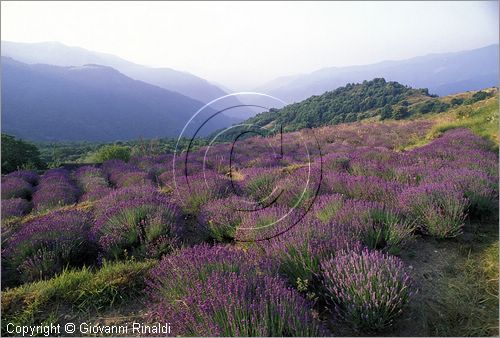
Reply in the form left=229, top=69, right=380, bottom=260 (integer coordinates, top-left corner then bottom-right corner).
left=2, top=108, right=499, bottom=336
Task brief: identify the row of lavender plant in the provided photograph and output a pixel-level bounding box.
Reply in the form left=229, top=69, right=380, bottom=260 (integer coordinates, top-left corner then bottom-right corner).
left=1, top=170, right=39, bottom=218
left=31, top=168, right=80, bottom=211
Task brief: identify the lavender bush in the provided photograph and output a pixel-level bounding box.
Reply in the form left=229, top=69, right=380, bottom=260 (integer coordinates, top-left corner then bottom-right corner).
left=92, top=188, right=181, bottom=259
left=2, top=209, right=96, bottom=284
left=31, top=168, right=80, bottom=210
left=199, top=196, right=249, bottom=242
left=101, top=159, right=153, bottom=188
left=147, top=244, right=322, bottom=336
left=161, top=272, right=324, bottom=336
left=1, top=177, right=32, bottom=199
left=399, top=183, right=468, bottom=238
left=173, top=171, right=232, bottom=215
left=321, top=248, right=413, bottom=331
left=1, top=198, right=32, bottom=219
left=5, top=170, right=39, bottom=185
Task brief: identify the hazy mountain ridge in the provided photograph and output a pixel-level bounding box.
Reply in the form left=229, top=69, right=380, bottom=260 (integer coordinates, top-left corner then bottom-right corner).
left=256, top=44, right=499, bottom=104
left=1, top=57, right=237, bottom=142
left=1, top=40, right=257, bottom=119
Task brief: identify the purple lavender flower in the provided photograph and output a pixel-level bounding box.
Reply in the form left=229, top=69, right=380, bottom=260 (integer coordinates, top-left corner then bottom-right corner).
left=74, top=166, right=109, bottom=190
left=31, top=168, right=80, bottom=210
left=101, top=159, right=153, bottom=188
left=3, top=209, right=96, bottom=284
left=1, top=177, right=33, bottom=199
left=321, top=248, right=414, bottom=331
left=158, top=271, right=324, bottom=336
left=147, top=243, right=323, bottom=336
left=173, top=170, right=232, bottom=215
left=399, top=182, right=467, bottom=238
left=92, top=187, right=181, bottom=259
left=199, top=196, right=249, bottom=242
left=324, top=172, right=403, bottom=207
left=422, top=167, right=498, bottom=218
left=1, top=198, right=32, bottom=219
left=5, top=170, right=39, bottom=185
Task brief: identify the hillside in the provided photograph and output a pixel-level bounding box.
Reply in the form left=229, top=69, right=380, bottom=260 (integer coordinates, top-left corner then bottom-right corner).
left=1, top=57, right=237, bottom=142
left=221, top=78, right=433, bottom=138
left=255, top=44, right=499, bottom=104
left=2, top=87, right=498, bottom=337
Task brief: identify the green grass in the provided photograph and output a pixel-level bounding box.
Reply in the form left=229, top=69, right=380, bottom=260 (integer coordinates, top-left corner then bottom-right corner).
left=398, top=93, right=499, bottom=151
left=426, top=236, right=499, bottom=336
left=428, top=97, right=499, bottom=147
left=1, top=260, right=154, bottom=334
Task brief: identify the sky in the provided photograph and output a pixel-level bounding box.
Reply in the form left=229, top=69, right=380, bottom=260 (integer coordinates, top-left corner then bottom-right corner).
left=1, top=1, right=498, bottom=90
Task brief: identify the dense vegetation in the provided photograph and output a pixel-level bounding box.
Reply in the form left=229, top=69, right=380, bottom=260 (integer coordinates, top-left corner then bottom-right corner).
left=34, top=138, right=210, bottom=168
left=242, top=78, right=433, bottom=132
left=1, top=134, right=46, bottom=173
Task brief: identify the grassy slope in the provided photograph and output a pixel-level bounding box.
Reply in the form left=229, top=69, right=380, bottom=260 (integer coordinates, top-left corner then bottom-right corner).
left=401, top=89, right=499, bottom=151
left=1, top=260, right=153, bottom=334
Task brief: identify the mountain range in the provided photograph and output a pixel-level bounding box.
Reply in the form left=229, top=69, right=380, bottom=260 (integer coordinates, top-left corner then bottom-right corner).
left=1, top=41, right=257, bottom=120
left=1, top=57, right=237, bottom=142
left=254, top=44, right=499, bottom=104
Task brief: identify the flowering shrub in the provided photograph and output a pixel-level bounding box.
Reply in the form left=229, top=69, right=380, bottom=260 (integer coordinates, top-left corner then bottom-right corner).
left=147, top=244, right=322, bottom=336
left=5, top=170, right=39, bottom=185
left=80, top=186, right=113, bottom=202
left=239, top=168, right=284, bottom=205
left=173, top=171, right=232, bottom=215
left=263, top=218, right=362, bottom=291
left=422, top=168, right=498, bottom=219
left=1, top=198, right=32, bottom=219
left=324, top=173, right=402, bottom=206
left=275, top=165, right=323, bottom=209
left=2, top=209, right=96, bottom=284
left=1, top=177, right=33, bottom=200
left=31, top=168, right=80, bottom=210
left=101, top=159, right=153, bottom=188
left=236, top=206, right=303, bottom=241
left=321, top=248, right=413, bottom=331
left=399, top=183, right=467, bottom=238
left=199, top=196, right=248, bottom=242
left=92, top=188, right=181, bottom=259
left=310, top=194, right=344, bottom=223
left=94, top=186, right=161, bottom=215
left=162, top=272, right=323, bottom=336
left=146, top=244, right=260, bottom=304
left=361, top=209, right=416, bottom=255
left=322, top=153, right=350, bottom=172
left=335, top=200, right=415, bottom=254
left=74, top=166, right=112, bottom=202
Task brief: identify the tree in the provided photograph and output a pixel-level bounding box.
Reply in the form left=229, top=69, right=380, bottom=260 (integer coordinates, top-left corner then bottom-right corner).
left=380, top=105, right=393, bottom=120
left=450, top=97, right=464, bottom=106
left=1, top=134, right=46, bottom=173
left=392, top=106, right=409, bottom=120
left=92, top=144, right=131, bottom=163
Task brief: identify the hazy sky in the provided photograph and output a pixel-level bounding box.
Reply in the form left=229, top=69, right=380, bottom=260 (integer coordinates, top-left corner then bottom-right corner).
left=1, top=1, right=498, bottom=90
